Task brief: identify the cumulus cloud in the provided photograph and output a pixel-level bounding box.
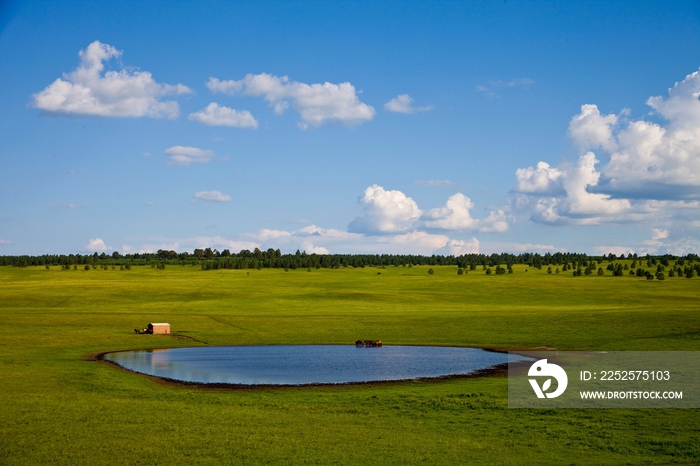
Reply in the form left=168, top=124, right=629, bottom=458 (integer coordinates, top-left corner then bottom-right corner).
left=516, top=152, right=632, bottom=225
left=348, top=185, right=510, bottom=235
left=421, top=193, right=509, bottom=232
left=348, top=185, right=422, bottom=234
left=85, top=238, right=110, bottom=252
left=434, top=238, right=480, bottom=255
left=32, top=41, right=191, bottom=118
left=512, top=68, right=700, bottom=225
left=574, top=69, right=700, bottom=199
left=568, top=104, right=618, bottom=152
left=297, top=243, right=328, bottom=254
left=651, top=228, right=669, bottom=241
left=188, top=102, right=258, bottom=128
left=207, top=73, right=375, bottom=128
left=164, top=146, right=214, bottom=165
left=193, top=190, right=231, bottom=202
left=384, top=94, right=432, bottom=114
left=515, top=162, right=564, bottom=195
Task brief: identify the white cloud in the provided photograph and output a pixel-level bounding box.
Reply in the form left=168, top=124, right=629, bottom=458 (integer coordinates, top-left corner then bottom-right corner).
left=255, top=229, right=293, bottom=242
left=245, top=225, right=363, bottom=255
left=32, top=41, right=191, bottom=118
left=640, top=228, right=672, bottom=253
left=384, top=94, right=432, bottom=114
left=376, top=231, right=450, bottom=255
left=164, top=146, right=214, bottom=165
left=434, top=238, right=480, bottom=255
left=240, top=223, right=464, bottom=255
left=415, top=179, right=454, bottom=188
left=576, top=69, right=700, bottom=199
left=560, top=152, right=631, bottom=217
left=85, top=238, right=111, bottom=252
left=515, top=162, right=564, bottom=195
left=651, top=228, right=669, bottom=241
left=301, top=243, right=330, bottom=255
left=0, top=239, right=11, bottom=245
left=421, top=193, right=509, bottom=232
left=661, top=236, right=700, bottom=256
left=513, top=68, right=700, bottom=226
left=207, top=73, right=375, bottom=128
left=516, top=152, right=632, bottom=225
left=193, top=190, right=231, bottom=202
left=568, top=104, right=618, bottom=152
left=348, top=185, right=422, bottom=234
left=188, top=102, right=258, bottom=128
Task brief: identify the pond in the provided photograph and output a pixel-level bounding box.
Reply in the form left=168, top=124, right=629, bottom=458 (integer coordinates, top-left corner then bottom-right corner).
left=105, top=345, right=529, bottom=385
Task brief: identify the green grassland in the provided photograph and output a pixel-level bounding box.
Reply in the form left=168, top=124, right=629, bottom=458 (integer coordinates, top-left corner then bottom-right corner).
left=1, top=264, right=699, bottom=465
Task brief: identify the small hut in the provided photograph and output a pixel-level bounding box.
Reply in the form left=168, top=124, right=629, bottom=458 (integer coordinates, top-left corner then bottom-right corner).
left=147, top=323, right=171, bottom=335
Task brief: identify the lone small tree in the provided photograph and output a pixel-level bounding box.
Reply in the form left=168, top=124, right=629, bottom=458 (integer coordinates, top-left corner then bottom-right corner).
left=597, top=267, right=604, bottom=275
left=428, top=268, right=434, bottom=275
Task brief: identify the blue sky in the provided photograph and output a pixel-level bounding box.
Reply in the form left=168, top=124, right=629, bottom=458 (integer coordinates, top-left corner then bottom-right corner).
left=1, top=0, right=700, bottom=256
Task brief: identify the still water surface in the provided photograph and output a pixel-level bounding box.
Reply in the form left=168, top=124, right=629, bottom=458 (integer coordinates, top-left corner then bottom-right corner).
left=105, top=345, right=526, bottom=385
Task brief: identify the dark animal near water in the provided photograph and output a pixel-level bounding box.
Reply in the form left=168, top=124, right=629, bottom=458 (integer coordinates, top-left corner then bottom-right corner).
left=356, top=340, right=382, bottom=347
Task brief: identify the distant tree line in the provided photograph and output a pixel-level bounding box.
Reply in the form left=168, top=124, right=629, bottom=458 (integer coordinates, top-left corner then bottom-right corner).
left=1, top=249, right=698, bottom=277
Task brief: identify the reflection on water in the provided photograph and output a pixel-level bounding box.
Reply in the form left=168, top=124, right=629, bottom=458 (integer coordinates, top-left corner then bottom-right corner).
left=105, top=345, right=529, bottom=385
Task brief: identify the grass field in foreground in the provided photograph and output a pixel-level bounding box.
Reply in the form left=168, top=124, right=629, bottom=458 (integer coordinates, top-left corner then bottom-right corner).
left=0, top=264, right=699, bottom=465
